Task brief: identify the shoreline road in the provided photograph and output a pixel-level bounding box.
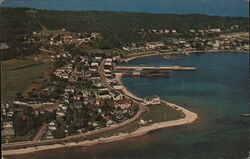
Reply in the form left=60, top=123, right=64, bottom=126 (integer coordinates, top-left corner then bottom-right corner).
left=2, top=100, right=197, bottom=156
left=2, top=55, right=198, bottom=156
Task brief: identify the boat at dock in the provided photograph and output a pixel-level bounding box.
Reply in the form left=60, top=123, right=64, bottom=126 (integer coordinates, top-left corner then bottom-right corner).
left=125, top=70, right=170, bottom=78
left=125, top=73, right=170, bottom=78
left=241, top=113, right=250, bottom=117
left=142, top=73, right=170, bottom=77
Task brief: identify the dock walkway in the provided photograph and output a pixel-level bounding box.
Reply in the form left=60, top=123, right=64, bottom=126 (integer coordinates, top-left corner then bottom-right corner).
left=115, top=66, right=196, bottom=71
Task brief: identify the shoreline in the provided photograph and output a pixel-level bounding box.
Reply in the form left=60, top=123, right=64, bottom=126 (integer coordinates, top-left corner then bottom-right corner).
left=123, top=49, right=249, bottom=62
left=2, top=52, right=199, bottom=157
left=3, top=99, right=197, bottom=156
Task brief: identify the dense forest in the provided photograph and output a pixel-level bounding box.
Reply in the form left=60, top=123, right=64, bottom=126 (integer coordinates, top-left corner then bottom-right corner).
left=0, top=7, right=249, bottom=59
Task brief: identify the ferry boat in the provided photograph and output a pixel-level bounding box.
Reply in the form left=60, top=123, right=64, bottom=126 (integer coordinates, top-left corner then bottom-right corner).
left=126, top=70, right=170, bottom=78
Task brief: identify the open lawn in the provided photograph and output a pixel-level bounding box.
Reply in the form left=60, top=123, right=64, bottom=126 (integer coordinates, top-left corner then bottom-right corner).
left=85, top=103, right=182, bottom=140
left=1, top=59, right=52, bottom=102
left=144, top=103, right=183, bottom=123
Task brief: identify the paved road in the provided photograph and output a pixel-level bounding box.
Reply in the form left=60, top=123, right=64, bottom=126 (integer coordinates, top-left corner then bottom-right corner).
left=98, top=59, right=148, bottom=115
left=32, top=124, right=48, bottom=142
left=98, top=59, right=116, bottom=92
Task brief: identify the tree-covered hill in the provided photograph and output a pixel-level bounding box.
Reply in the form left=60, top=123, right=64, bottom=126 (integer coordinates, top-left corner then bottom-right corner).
left=0, top=7, right=248, bottom=59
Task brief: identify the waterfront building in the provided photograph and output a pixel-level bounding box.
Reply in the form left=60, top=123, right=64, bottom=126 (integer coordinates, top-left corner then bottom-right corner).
left=144, top=95, right=161, bottom=105
left=113, top=84, right=123, bottom=90
left=132, top=71, right=141, bottom=76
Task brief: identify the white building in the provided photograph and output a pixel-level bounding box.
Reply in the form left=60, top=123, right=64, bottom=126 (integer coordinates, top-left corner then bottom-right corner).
left=114, top=99, right=132, bottom=109
left=209, top=28, right=221, bottom=33
left=105, top=58, right=113, bottom=62
left=113, top=84, right=123, bottom=90
left=144, top=95, right=161, bottom=105
left=48, top=121, right=57, bottom=131
left=146, top=42, right=164, bottom=50
left=172, top=30, right=177, bottom=33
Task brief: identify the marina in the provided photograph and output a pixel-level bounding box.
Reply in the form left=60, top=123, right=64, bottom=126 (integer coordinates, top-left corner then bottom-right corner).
left=122, top=70, right=170, bottom=78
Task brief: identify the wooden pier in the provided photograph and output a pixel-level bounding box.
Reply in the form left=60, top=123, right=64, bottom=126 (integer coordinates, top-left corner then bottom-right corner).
left=114, top=66, right=197, bottom=71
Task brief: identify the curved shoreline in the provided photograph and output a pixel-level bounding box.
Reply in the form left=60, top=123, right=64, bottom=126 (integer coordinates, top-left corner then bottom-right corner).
left=123, top=49, right=249, bottom=62
left=2, top=52, right=199, bottom=157
left=3, top=99, right=197, bottom=156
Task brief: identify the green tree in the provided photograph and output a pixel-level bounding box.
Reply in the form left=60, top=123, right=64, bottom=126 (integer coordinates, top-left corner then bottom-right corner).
left=43, top=111, right=56, bottom=123
left=53, top=127, right=66, bottom=139
left=68, top=123, right=77, bottom=134
left=53, top=60, right=66, bottom=69
left=15, top=92, right=23, bottom=100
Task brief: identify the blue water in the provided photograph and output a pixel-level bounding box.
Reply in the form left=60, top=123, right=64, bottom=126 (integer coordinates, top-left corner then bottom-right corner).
left=1, top=0, right=249, bottom=17
left=10, top=52, right=249, bottom=159
left=120, top=52, right=250, bottom=158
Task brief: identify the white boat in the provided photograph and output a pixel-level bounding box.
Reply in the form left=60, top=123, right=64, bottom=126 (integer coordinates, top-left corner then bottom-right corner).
left=241, top=113, right=250, bottom=117
left=247, top=151, right=250, bottom=159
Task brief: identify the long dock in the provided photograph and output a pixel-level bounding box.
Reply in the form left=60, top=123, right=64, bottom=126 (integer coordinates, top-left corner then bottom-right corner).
left=114, top=66, right=196, bottom=71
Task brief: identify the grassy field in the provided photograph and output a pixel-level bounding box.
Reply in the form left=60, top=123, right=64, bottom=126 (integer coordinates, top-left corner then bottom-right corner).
left=85, top=103, right=183, bottom=140
left=1, top=59, right=51, bottom=102
left=144, top=103, right=183, bottom=123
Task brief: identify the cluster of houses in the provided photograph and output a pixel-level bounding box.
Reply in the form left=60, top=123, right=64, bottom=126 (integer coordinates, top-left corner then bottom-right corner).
left=31, top=29, right=102, bottom=46
left=122, top=41, right=165, bottom=52
left=2, top=122, right=15, bottom=142
left=122, top=25, right=249, bottom=53
left=46, top=120, right=58, bottom=140
left=1, top=49, right=140, bottom=141
left=143, top=25, right=240, bottom=36
left=2, top=24, right=248, bottom=142
left=48, top=31, right=101, bottom=46
left=18, top=28, right=103, bottom=62
left=1, top=104, right=15, bottom=141
left=41, top=54, right=138, bottom=139
left=122, top=31, right=249, bottom=53
left=141, top=27, right=221, bottom=36
left=54, top=64, right=73, bottom=79
left=144, top=28, right=177, bottom=35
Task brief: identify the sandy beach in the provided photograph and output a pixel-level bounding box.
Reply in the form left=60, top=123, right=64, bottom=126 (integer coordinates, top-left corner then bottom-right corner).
left=3, top=100, right=197, bottom=156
